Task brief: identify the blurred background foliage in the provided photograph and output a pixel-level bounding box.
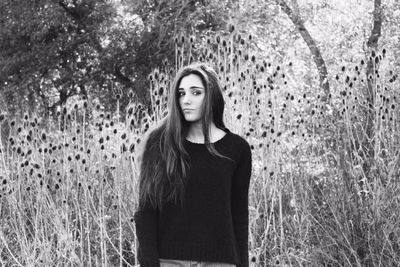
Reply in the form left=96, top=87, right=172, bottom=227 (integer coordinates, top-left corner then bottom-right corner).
left=1, top=0, right=398, bottom=118
left=0, top=0, right=234, bottom=116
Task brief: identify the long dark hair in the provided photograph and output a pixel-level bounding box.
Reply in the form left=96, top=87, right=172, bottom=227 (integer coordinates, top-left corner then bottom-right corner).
left=137, top=63, right=232, bottom=212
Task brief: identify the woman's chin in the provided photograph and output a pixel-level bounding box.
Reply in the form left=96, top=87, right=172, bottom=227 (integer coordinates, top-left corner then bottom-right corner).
left=184, top=117, right=201, bottom=123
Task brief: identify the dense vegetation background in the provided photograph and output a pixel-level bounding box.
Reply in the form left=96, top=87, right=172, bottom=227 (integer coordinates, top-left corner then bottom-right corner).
left=1, top=0, right=400, bottom=266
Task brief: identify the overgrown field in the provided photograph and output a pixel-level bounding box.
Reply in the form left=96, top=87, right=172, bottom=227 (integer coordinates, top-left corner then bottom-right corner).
left=1, top=34, right=399, bottom=266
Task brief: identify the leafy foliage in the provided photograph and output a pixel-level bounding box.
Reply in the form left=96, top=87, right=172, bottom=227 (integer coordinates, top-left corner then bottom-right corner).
left=0, top=0, right=229, bottom=118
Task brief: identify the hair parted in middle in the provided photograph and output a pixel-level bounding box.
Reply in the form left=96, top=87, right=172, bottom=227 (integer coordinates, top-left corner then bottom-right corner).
left=137, top=62, right=234, bottom=212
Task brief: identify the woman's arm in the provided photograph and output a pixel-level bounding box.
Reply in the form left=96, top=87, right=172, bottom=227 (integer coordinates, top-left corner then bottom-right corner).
left=134, top=129, right=161, bottom=267
left=231, top=140, right=252, bottom=267
left=134, top=200, right=160, bottom=267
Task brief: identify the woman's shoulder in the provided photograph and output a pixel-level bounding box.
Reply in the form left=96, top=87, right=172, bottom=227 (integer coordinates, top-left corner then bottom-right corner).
left=143, top=120, right=166, bottom=143
left=224, top=129, right=251, bottom=152
left=226, top=129, right=249, bottom=144
left=138, top=122, right=165, bottom=156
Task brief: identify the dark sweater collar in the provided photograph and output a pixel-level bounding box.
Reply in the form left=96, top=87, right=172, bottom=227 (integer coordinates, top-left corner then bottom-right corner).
left=184, top=128, right=231, bottom=145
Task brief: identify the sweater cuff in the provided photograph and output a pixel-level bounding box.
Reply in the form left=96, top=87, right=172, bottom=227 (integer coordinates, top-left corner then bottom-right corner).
left=136, top=254, right=160, bottom=267
left=235, top=227, right=249, bottom=267
left=134, top=210, right=160, bottom=267
left=136, top=242, right=160, bottom=267
left=237, top=239, right=249, bottom=267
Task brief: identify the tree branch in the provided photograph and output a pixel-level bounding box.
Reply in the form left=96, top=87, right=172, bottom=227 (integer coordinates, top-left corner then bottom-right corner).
left=275, top=0, right=330, bottom=102
left=58, top=0, right=142, bottom=103
left=367, top=0, right=382, bottom=48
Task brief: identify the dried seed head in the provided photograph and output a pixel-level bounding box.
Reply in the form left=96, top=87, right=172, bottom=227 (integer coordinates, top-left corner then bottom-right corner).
left=128, top=107, right=134, bottom=116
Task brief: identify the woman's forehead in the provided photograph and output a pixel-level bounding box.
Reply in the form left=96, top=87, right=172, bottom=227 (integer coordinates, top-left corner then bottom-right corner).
left=179, top=74, right=205, bottom=88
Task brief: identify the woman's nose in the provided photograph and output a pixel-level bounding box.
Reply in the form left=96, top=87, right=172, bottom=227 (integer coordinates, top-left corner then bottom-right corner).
left=182, top=94, right=191, bottom=104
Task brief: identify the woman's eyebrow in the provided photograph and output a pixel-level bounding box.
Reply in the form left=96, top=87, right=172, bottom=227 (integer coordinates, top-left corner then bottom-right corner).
left=178, top=86, right=204, bottom=90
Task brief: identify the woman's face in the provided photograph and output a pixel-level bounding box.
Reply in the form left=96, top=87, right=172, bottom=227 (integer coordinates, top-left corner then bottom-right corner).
left=178, top=74, right=206, bottom=123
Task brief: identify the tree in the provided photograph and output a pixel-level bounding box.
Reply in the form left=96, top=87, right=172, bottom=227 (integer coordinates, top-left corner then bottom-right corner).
left=274, top=0, right=330, bottom=102
left=361, top=0, right=382, bottom=181
left=0, top=0, right=117, bottom=116
left=0, top=0, right=231, bottom=118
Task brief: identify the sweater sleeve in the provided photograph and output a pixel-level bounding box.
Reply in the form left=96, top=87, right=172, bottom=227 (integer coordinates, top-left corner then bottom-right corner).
left=134, top=200, right=160, bottom=267
left=231, top=139, right=252, bottom=267
left=133, top=129, right=161, bottom=267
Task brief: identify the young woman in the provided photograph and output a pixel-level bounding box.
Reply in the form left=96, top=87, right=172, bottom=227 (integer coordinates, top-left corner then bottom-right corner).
left=134, top=63, right=252, bottom=267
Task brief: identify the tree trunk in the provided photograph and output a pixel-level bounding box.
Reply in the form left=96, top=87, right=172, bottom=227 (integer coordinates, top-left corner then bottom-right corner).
left=362, top=0, right=382, bottom=182
left=275, top=0, right=330, bottom=102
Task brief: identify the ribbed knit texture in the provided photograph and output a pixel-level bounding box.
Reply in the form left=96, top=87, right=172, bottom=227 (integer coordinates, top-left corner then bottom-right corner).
left=134, top=128, right=252, bottom=267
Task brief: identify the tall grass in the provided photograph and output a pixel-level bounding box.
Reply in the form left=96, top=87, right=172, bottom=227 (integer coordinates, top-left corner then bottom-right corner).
left=0, top=102, right=146, bottom=266
left=0, top=31, right=399, bottom=266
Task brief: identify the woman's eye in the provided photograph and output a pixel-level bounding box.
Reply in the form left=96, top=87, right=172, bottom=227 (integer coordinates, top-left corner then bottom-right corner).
left=178, top=91, right=201, bottom=96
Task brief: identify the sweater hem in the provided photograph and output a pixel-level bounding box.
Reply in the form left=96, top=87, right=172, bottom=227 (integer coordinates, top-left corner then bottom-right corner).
left=158, top=240, right=240, bottom=265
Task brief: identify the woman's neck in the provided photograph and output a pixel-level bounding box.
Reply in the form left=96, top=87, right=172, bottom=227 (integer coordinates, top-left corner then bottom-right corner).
left=186, top=122, right=218, bottom=143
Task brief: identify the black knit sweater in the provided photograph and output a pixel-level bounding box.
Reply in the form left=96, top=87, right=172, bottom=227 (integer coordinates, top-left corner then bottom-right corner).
left=133, top=128, right=252, bottom=267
